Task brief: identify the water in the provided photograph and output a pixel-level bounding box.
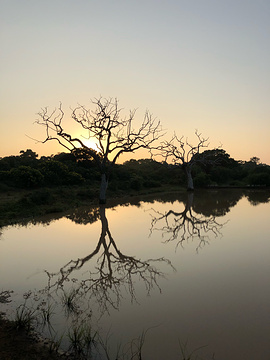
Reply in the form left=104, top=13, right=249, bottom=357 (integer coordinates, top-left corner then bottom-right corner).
left=1, top=189, right=270, bottom=359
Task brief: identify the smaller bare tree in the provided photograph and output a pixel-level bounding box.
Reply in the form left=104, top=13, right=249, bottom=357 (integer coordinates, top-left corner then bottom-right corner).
left=158, top=130, right=215, bottom=191
left=35, top=97, right=164, bottom=203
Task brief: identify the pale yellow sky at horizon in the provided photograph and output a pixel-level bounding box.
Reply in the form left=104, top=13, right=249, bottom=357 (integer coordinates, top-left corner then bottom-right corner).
left=1, top=0, right=269, bottom=164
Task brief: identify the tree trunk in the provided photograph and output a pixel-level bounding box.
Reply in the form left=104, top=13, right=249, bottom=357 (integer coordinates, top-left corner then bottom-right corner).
left=99, top=173, right=108, bottom=204
left=186, top=167, right=194, bottom=191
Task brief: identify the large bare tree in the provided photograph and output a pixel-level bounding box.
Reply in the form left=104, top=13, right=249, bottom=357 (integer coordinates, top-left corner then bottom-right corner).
left=36, top=97, right=164, bottom=203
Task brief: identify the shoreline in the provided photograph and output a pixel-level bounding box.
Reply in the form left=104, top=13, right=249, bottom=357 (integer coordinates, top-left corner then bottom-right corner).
left=1, top=185, right=269, bottom=228
left=0, top=313, right=69, bottom=360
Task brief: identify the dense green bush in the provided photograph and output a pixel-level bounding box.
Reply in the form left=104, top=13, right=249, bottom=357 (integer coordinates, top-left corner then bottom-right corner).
left=210, top=166, right=233, bottom=184
left=248, top=172, right=270, bottom=186
left=0, top=170, right=9, bottom=183
left=130, top=175, right=143, bottom=190
left=9, top=166, right=44, bottom=188
left=39, top=160, right=70, bottom=185
left=39, top=160, right=84, bottom=185
left=1, top=149, right=270, bottom=193
left=66, top=171, right=84, bottom=185
left=194, top=172, right=211, bottom=187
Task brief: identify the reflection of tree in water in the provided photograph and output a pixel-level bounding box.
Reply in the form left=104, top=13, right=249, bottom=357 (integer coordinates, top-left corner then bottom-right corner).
left=192, top=189, right=270, bottom=216
left=66, top=206, right=100, bottom=225
left=150, top=192, right=225, bottom=250
left=191, top=189, right=244, bottom=217
left=244, top=189, right=270, bottom=206
left=45, top=205, right=173, bottom=314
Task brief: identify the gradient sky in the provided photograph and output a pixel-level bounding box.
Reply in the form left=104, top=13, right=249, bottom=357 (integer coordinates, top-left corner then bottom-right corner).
left=1, top=0, right=269, bottom=164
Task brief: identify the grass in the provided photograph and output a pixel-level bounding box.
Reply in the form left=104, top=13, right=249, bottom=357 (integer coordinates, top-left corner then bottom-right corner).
left=1, top=297, right=215, bottom=360
left=37, top=301, right=56, bottom=328
left=13, top=303, right=37, bottom=332
left=47, top=331, right=65, bottom=355
left=61, top=289, right=80, bottom=316
left=68, top=322, right=98, bottom=359
left=178, top=339, right=216, bottom=360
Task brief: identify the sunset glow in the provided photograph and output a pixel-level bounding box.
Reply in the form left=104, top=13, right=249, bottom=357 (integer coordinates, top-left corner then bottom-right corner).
left=1, top=1, right=269, bottom=164
left=80, top=138, right=100, bottom=153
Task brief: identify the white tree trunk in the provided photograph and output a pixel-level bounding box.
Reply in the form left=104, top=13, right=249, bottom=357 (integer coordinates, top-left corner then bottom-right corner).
left=99, top=173, right=108, bottom=204
left=186, top=168, right=194, bottom=191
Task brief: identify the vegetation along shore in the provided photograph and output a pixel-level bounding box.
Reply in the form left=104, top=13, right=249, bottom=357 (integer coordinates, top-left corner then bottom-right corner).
left=0, top=147, right=269, bottom=227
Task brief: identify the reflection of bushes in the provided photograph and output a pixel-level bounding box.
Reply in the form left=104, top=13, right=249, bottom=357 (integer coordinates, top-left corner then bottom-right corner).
left=192, top=189, right=243, bottom=217
left=245, top=189, right=270, bottom=205
left=0, top=187, right=91, bottom=227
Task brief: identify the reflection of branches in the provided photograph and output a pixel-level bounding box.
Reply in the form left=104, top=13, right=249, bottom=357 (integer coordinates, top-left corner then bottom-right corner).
left=44, top=205, right=173, bottom=314
left=150, top=193, right=224, bottom=251
left=0, top=290, right=13, bottom=303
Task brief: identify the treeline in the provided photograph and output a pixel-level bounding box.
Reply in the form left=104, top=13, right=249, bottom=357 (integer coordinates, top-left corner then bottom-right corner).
left=0, top=148, right=270, bottom=192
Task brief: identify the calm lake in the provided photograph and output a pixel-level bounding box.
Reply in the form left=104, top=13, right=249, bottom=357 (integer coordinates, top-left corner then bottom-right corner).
left=1, top=189, right=270, bottom=359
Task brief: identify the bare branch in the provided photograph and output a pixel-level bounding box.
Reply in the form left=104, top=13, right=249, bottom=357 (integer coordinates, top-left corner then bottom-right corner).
left=35, top=97, right=164, bottom=202
left=36, top=98, right=164, bottom=165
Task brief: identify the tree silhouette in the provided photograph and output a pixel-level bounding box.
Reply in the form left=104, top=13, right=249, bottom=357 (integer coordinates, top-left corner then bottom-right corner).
left=19, top=149, right=38, bottom=160
left=44, top=205, right=173, bottom=314
left=36, top=97, right=164, bottom=203
left=158, top=130, right=220, bottom=190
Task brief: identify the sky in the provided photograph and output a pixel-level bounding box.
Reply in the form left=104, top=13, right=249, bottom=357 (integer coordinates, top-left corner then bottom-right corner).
left=1, top=0, right=270, bottom=164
